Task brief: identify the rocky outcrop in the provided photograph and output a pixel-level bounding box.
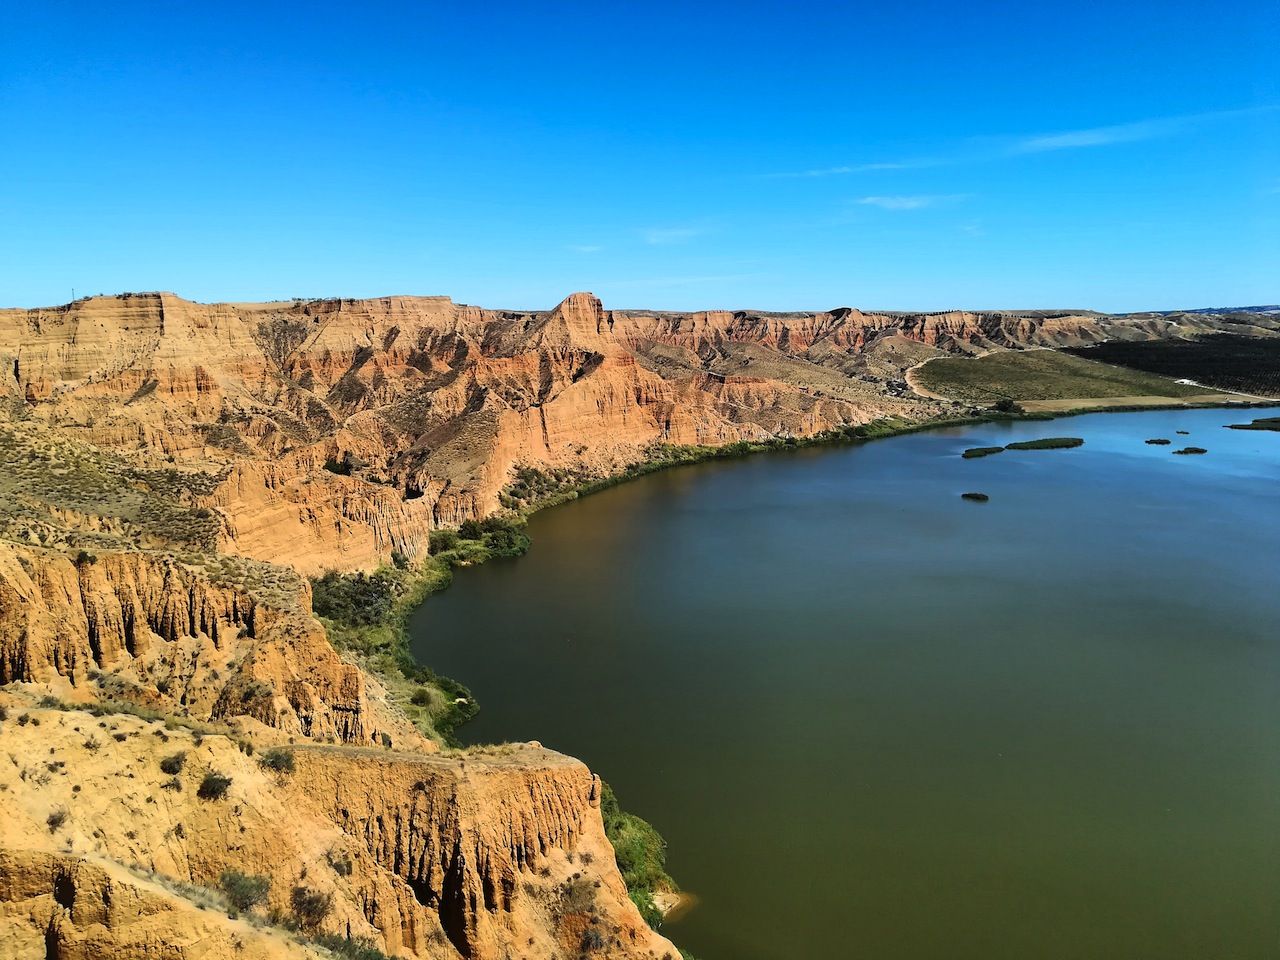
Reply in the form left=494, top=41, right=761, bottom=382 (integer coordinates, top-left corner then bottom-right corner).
left=0, top=850, right=327, bottom=960
left=7, top=291, right=1129, bottom=572
left=0, top=698, right=677, bottom=959
left=0, top=545, right=411, bottom=747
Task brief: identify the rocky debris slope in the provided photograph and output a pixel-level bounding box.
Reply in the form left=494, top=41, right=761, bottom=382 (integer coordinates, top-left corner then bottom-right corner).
left=0, top=544, right=415, bottom=748
left=0, top=695, right=678, bottom=959
left=0, top=850, right=328, bottom=960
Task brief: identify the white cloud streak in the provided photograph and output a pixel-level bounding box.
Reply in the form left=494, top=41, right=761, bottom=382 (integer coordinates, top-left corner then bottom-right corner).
left=771, top=105, right=1276, bottom=176
left=857, top=194, right=967, bottom=211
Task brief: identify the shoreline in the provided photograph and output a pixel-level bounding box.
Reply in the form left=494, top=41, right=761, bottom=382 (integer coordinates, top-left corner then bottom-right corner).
left=324, top=394, right=1278, bottom=939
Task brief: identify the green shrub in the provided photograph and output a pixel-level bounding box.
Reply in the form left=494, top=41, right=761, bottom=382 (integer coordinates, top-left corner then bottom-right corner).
left=600, top=781, right=675, bottom=930
left=311, top=570, right=398, bottom=627
left=1004, top=437, right=1084, bottom=450
left=47, top=808, right=69, bottom=833
left=258, top=747, right=295, bottom=774
left=197, top=771, right=232, bottom=800
left=961, top=446, right=1004, bottom=459
left=291, top=885, right=333, bottom=929
left=159, top=752, right=186, bottom=775
left=322, top=455, right=352, bottom=476
left=219, top=870, right=270, bottom=913
left=309, top=934, right=391, bottom=960
left=428, top=529, right=458, bottom=553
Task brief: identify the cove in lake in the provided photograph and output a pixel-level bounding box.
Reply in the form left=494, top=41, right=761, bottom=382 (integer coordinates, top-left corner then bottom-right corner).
left=410, top=408, right=1280, bottom=960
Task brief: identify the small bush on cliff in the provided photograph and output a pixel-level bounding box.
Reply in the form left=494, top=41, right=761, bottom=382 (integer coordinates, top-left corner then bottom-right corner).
left=428, top=529, right=458, bottom=553
left=991, top=397, right=1024, bottom=414
left=310, top=934, right=391, bottom=960
left=454, top=515, right=530, bottom=557
left=322, top=454, right=353, bottom=476
left=311, top=570, right=398, bottom=627
left=47, top=808, right=69, bottom=833
left=197, top=771, right=232, bottom=800
left=601, top=782, right=669, bottom=894
left=258, top=747, right=295, bottom=774
left=219, top=870, right=270, bottom=915
left=159, top=752, right=186, bottom=775
left=291, top=885, right=333, bottom=929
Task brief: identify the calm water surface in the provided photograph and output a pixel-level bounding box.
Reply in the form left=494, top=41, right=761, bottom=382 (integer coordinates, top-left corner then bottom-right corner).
left=410, top=409, right=1280, bottom=960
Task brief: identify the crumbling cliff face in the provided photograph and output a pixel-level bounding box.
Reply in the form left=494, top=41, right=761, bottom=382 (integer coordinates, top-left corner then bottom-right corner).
left=0, top=545, right=415, bottom=749
left=0, top=697, right=678, bottom=959
left=2, top=290, right=1159, bottom=573
left=0, top=850, right=329, bottom=960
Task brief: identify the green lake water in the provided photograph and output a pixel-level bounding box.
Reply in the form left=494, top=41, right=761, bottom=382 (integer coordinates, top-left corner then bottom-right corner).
left=409, top=408, right=1280, bottom=959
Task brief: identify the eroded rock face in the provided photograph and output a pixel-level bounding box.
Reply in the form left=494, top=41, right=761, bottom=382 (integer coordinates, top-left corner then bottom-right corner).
left=0, top=545, right=407, bottom=747
left=0, top=850, right=327, bottom=960
left=0, top=700, right=677, bottom=959
left=8, top=290, right=1189, bottom=572
left=0, top=291, right=1070, bottom=571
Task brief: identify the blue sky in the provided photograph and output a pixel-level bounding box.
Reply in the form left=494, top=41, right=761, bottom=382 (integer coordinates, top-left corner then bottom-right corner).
left=2, top=1, right=1277, bottom=312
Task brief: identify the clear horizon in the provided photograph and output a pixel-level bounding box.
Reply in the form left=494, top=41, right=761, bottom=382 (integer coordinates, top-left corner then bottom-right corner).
left=3, top=1, right=1277, bottom=312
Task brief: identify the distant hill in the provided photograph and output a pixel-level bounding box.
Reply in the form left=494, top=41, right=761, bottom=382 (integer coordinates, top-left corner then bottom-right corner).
left=1168, top=306, right=1280, bottom=316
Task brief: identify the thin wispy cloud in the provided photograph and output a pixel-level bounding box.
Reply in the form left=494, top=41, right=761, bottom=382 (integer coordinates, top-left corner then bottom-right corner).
left=764, top=158, right=942, bottom=179
left=1012, top=105, right=1277, bottom=154
left=770, top=105, right=1276, bottom=179
left=1013, top=117, right=1184, bottom=154
left=857, top=194, right=968, bottom=211
left=641, top=226, right=705, bottom=245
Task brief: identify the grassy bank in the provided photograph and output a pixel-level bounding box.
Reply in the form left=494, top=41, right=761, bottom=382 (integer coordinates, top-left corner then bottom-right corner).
left=310, top=516, right=531, bottom=745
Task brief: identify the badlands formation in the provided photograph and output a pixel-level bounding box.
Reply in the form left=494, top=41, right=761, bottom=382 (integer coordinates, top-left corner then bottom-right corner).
left=0, top=290, right=1267, bottom=958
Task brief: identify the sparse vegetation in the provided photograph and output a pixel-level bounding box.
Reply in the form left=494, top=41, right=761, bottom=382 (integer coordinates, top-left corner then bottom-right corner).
left=310, top=559, right=476, bottom=744
left=219, top=870, right=271, bottom=914
left=290, top=885, right=333, bottom=929
left=259, top=747, right=295, bottom=774
left=311, top=570, right=399, bottom=626
left=1004, top=437, right=1084, bottom=450
left=197, top=771, right=232, bottom=800
left=962, top=446, right=1004, bottom=459
left=1225, top=416, right=1280, bottom=431
left=601, top=781, right=676, bottom=930
left=322, top=454, right=353, bottom=476
left=47, top=808, right=69, bottom=833
left=309, top=934, right=392, bottom=960
left=916, top=349, right=1204, bottom=404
